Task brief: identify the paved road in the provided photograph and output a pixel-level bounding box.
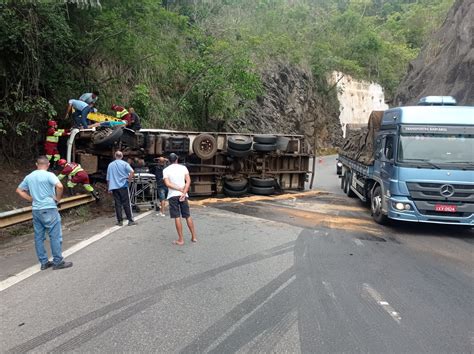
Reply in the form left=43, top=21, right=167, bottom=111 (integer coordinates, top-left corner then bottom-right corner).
left=0, top=156, right=472, bottom=352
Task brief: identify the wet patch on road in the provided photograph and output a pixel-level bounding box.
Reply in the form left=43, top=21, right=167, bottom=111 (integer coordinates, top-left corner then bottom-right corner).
left=211, top=194, right=384, bottom=237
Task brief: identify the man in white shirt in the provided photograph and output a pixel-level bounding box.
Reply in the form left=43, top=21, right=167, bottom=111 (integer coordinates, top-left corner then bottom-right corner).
left=163, top=153, right=197, bottom=245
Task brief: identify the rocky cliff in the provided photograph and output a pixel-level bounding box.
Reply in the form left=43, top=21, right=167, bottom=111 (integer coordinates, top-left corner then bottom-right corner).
left=394, top=0, right=474, bottom=105
left=225, top=62, right=343, bottom=150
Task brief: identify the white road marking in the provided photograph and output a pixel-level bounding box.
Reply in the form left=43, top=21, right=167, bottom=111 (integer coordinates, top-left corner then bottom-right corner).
left=363, top=283, right=402, bottom=324
left=0, top=210, right=154, bottom=292
left=353, top=239, right=364, bottom=246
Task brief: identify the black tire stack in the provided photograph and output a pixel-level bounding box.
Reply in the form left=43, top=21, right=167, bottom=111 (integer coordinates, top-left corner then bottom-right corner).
left=223, top=176, right=248, bottom=197
left=253, top=134, right=277, bottom=152
left=249, top=176, right=275, bottom=195
left=226, top=135, right=253, bottom=157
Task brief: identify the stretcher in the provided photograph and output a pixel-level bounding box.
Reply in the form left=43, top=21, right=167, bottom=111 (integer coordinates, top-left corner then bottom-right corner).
left=128, top=173, right=157, bottom=212
left=87, top=112, right=122, bottom=123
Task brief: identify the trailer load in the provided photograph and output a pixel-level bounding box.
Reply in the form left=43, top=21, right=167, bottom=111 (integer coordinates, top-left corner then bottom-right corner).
left=340, top=111, right=383, bottom=165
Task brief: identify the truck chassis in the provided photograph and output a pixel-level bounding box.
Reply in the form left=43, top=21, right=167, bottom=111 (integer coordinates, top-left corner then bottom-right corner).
left=67, top=127, right=312, bottom=196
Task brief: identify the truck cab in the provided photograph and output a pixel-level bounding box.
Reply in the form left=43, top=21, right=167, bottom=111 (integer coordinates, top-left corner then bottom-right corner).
left=372, top=102, right=474, bottom=225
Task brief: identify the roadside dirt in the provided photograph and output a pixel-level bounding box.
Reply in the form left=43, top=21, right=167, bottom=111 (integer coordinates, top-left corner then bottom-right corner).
left=0, top=164, right=32, bottom=212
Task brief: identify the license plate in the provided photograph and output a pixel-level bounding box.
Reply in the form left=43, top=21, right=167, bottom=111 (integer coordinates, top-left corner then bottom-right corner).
left=435, top=204, right=457, bottom=212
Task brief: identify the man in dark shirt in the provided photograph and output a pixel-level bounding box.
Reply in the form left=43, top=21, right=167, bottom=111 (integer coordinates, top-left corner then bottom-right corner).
left=153, top=156, right=169, bottom=216
left=128, top=107, right=142, bottom=131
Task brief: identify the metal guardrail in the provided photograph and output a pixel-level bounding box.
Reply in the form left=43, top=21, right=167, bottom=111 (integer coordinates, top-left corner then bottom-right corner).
left=0, top=194, right=95, bottom=229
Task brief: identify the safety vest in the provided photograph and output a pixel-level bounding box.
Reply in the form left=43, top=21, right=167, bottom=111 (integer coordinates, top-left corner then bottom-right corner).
left=45, top=129, right=65, bottom=143
left=58, top=163, right=83, bottom=181
left=115, top=108, right=129, bottom=119
left=69, top=163, right=83, bottom=177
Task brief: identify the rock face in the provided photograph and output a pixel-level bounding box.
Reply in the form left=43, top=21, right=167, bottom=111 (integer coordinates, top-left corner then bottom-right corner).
left=331, top=71, right=389, bottom=138
left=394, top=0, right=474, bottom=106
left=225, top=62, right=343, bottom=150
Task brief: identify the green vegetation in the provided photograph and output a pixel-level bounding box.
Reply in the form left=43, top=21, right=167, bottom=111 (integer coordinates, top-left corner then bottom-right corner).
left=0, top=0, right=453, bottom=161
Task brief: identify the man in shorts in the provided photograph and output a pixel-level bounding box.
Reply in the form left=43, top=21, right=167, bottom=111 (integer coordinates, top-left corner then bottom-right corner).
left=163, top=153, right=197, bottom=245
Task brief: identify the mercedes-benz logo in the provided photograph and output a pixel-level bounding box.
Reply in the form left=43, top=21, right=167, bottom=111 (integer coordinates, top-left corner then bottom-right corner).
left=440, top=184, right=455, bottom=198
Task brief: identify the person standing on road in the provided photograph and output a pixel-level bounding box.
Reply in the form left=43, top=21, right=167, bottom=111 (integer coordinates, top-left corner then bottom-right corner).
left=163, top=153, right=197, bottom=245
left=107, top=151, right=137, bottom=226
left=16, top=156, right=73, bottom=270
left=153, top=156, right=169, bottom=217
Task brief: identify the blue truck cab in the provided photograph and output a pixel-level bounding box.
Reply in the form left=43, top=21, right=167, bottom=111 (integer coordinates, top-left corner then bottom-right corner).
left=339, top=97, right=474, bottom=226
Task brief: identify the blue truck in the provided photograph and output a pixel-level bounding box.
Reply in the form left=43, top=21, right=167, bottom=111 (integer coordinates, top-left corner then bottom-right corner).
left=338, top=96, right=474, bottom=226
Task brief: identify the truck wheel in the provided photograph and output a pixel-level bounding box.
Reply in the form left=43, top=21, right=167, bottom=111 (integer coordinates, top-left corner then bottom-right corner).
left=371, top=186, right=389, bottom=225
left=227, top=146, right=252, bottom=157
left=340, top=172, right=346, bottom=190
left=192, top=134, right=217, bottom=160
left=253, top=143, right=277, bottom=152
left=224, top=177, right=248, bottom=191
left=344, top=172, right=356, bottom=197
left=250, top=186, right=275, bottom=195
left=223, top=186, right=247, bottom=197
left=228, top=135, right=252, bottom=151
left=253, top=135, right=277, bottom=144
left=250, top=177, right=275, bottom=188
left=92, top=127, right=123, bottom=147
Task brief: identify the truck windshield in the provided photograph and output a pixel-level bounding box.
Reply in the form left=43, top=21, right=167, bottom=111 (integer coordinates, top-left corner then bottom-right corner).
left=398, top=134, right=474, bottom=166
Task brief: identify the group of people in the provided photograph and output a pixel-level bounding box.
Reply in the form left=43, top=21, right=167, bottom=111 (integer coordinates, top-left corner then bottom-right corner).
left=16, top=151, right=197, bottom=271
left=65, top=91, right=141, bottom=131
left=43, top=91, right=144, bottom=198
left=43, top=119, right=98, bottom=199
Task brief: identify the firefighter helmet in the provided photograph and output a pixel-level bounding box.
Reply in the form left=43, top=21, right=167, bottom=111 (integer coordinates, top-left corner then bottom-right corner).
left=47, top=120, right=57, bottom=127
left=57, top=159, right=67, bottom=167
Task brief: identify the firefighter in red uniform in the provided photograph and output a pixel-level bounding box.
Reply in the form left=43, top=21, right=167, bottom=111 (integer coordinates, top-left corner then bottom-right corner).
left=57, top=159, right=99, bottom=200
left=44, top=120, right=69, bottom=166
left=111, top=104, right=132, bottom=126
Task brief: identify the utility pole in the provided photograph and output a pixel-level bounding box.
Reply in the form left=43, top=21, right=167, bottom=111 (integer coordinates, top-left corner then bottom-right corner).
left=309, top=114, right=317, bottom=189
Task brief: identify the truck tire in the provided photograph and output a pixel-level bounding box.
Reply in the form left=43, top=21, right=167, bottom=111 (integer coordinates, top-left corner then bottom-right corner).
left=92, top=127, right=123, bottom=147
left=192, top=134, right=217, bottom=160
left=227, top=146, right=251, bottom=157
left=253, top=143, right=277, bottom=152
left=340, top=172, right=346, bottom=190
left=223, top=186, right=247, bottom=197
left=250, top=177, right=275, bottom=188
left=371, top=185, right=389, bottom=225
left=344, top=171, right=356, bottom=198
left=224, top=177, right=248, bottom=191
left=253, top=135, right=277, bottom=144
left=228, top=135, right=252, bottom=151
left=250, top=186, right=275, bottom=195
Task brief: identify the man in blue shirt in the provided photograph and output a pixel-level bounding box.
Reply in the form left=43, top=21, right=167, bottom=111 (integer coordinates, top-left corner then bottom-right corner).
left=107, top=150, right=137, bottom=226
left=16, top=156, right=73, bottom=270
left=79, top=91, right=99, bottom=105
left=65, top=98, right=94, bottom=129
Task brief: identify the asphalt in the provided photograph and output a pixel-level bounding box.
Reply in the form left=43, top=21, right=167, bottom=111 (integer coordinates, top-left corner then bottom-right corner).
left=0, top=155, right=472, bottom=352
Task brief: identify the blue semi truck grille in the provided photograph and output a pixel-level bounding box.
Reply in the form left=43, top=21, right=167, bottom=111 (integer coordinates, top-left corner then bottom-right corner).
left=406, top=182, right=474, bottom=217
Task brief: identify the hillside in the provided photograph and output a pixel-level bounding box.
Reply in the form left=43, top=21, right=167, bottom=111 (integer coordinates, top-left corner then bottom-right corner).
left=395, top=0, right=473, bottom=105
left=0, top=0, right=454, bottom=163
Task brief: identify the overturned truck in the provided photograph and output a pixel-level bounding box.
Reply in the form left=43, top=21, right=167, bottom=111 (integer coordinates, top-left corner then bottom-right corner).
left=66, top=127, right=312, bottom=197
